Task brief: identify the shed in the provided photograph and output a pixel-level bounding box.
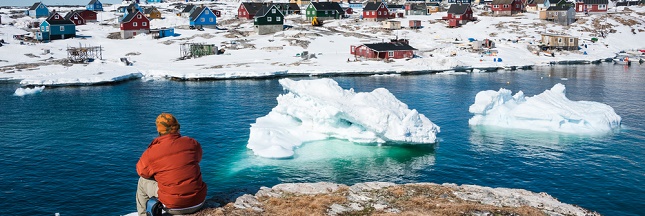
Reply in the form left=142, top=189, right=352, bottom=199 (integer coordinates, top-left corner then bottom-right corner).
left=541, top=34, right=578, bottom=50
left=409, top=20, right=422, bottom=29
left=382, top=20, right=401, bottom=30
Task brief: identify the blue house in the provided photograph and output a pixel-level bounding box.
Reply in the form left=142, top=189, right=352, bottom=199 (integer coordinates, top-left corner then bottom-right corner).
left=189, top=7, right=217, bottom=28
left=26, top=2, right=49, bottom=18
left=121, top=3, right=143, bottom=21
left=86, top=0, right=103, bottom=11
left=36, top=12, right=76, bottom=42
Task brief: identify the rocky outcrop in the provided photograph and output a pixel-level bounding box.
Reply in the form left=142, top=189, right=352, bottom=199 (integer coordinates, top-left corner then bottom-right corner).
left=197, top=182, right=599, bottom=216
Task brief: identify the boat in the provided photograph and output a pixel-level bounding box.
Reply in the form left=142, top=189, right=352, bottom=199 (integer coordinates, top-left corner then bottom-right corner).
left=613, top=56, right=631, bottom=65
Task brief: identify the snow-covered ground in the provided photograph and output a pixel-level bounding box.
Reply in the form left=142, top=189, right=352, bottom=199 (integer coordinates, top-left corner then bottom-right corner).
left=1, top=1, right=644, bottom=87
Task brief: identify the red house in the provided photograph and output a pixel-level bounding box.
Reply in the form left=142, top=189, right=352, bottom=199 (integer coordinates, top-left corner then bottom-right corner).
left=491, top=0, right=523, bottom=16
left=238, top=2, right=264, bottom=19
left=363, top=2, right=389, bottom=21
left=350, top=39, right=416, bottom=60
left=120, top=11, right=150, bottom=39
left=79, top=10, right=98, bottom=22
left=442, top=4, right=476, bottom=27
left=575, top=0, right=608, bottom=13
left=212, top=9, right=222, bottom=17
left=64, top=11, right=85, bottom=25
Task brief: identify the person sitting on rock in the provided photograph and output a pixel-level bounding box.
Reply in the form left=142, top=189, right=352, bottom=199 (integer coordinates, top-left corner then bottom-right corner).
left=136, top=113, right=207, bottom=216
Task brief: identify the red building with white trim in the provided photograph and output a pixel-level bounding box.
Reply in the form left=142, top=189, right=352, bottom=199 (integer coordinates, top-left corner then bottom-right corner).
left=575, top=0, right=608, bottom=13
left=491, top=0, right=523, bottom=16
left=350, top=39, right=416, bottom=60
left=120, top=11, right=150, bottom=39
left=362, top=2, right=389, bottom=21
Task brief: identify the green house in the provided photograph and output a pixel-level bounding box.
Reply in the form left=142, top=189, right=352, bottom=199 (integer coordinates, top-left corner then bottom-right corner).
left=254, top=5, right=285, bottom=35
left=254, top=5, right=284, bottom=25
left=305, top=2, right=343, bottom=21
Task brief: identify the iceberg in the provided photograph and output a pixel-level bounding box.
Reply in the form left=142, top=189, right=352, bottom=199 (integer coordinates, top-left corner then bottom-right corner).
left=14, top=86, right=45, bottom=96
left=247, top=78, right=440, bottom=159
left=468, top=83, right=621, bottom=134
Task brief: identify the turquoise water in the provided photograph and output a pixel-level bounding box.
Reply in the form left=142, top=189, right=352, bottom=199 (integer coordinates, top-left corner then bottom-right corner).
left=0, top=64, right=643, bottom=215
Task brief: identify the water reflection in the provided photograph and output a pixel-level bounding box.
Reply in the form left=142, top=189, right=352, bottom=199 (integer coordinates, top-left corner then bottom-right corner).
left=468, top=126, right=592, bottom=160
left=229, top=139, right=436, bottom=183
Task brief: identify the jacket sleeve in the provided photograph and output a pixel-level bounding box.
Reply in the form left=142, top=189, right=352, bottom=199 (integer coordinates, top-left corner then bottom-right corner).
left=136, top=149, right=153, bottom=179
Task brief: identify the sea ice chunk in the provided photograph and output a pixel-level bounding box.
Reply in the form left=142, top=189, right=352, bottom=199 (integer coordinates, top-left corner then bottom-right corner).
left=14, top=86, right=45, bottom=96
left=468, top=83, right=621, bottom=134
left=247, top=78, right=440, bottom=159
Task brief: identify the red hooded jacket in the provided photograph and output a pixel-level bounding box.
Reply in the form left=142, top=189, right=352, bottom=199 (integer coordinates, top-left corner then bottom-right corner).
left=136, top=133, right=207, bottom=208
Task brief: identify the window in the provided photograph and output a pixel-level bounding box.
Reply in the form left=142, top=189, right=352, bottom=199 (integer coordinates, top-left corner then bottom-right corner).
left=325, top=11, right=328, bottom=14
left=272, top=9, right=276, bottom=13
left=46, top=26, right=49, bottom=31
left=40, top=5, right=43, bottom=8
left=209, top=18, right=213, bottom=22
left=332, top=10, right=335, bottom=14
left=206, top=10, right=209, bottom=14
left=456, top=15, right=461, bottom=18
left=137, top=14, right=141, bottom=19
left=268, top=17, right=272, bottom=21
left=599, top=4, right=606, bottom=9
left=372, top=11, right=375, bottom=15
left=277, top=17, right=281, bottom=21
left=558, top=38, right=562, bottom=43
left=388, top=51, right=394, bottom=57
left=142, top=22, right=147, bottom=26
left=494, top=5, right=499, bottom=8
left=378, top=11, right=381, bottom=15
left=55, top=15, right=59, bottom=19
left=569, top=38, right=574, bottom=43
left=41, top=26, right=45, bottom=31
left=60, top=26, right=64, bottom=31
left=133, top=22, right=137, bottom=26
left=504, top=4, right=509, bottom=8
left=200, top=18, right=205, bottom=22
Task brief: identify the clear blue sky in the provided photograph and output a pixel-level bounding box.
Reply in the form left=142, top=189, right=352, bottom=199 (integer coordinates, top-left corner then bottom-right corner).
left=1, top=0, right=123, bottom=7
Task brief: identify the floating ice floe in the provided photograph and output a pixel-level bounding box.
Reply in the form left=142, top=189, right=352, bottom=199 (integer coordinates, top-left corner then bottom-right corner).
left=247, top=78, right=440, bottom=159
left=14, top=86, right=45, bottom=96
left=468, top=83, right=621, bottom=134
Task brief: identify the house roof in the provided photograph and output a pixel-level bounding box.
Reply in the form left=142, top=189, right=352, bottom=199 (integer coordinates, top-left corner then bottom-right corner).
left=363, top=42, right=417, bottom=52
left=122, top=10, right=146, bottom=22
left=364, top=2, right=385, bottom=11
left=46, top=13, right=75, bottom=25
left=491, top=0, right=515, bottom=4
left=546, top=5, right=571, bottom=10
left=387, top=4, right=405, bottom=9
left=273, top=3, right=300, bottom=11
left=582, top=0, right=608, bottom=4
left=255, top=5, right=284, bottom=17
left=447, top=4, right=470, bottom=14
left=182, top=4, right=195, bottom=13
left=242, top=2, right=266, bottom=15
left=88, top=0, right=101, bottom=5
left=310, top=2, right=343, bottom=12
left=144, top=7, right=158, bottom=14
left=29, top=2, right=44, bottom=10
left=64, top=11, right=81, bottom=20
left=189, top=7, right=206, bottom=20
left=407, top=3, right=427, bottom=10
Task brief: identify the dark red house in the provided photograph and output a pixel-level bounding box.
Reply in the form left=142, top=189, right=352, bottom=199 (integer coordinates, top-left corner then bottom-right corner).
left=64, top=11, right=85, bottom=25
left=442, top=4, right=476, bottom=27
left=212, top=9, right=222, bottom=17
left=362, top=2, right=389, bottom=21
left=350, top=39, right=416, bottom=60
left=120, top=11, right=150, bottom=39
left=491, top=0, right=523, bottom=16
left=575, top=0, right=608, bottom=13
left=238, top=2, right=264, bottom=19
left=79, top=10, right=98, bottom=22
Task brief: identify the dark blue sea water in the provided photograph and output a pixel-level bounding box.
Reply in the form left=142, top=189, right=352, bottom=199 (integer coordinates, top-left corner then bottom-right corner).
left=1, top=64, right=643, bottom=216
